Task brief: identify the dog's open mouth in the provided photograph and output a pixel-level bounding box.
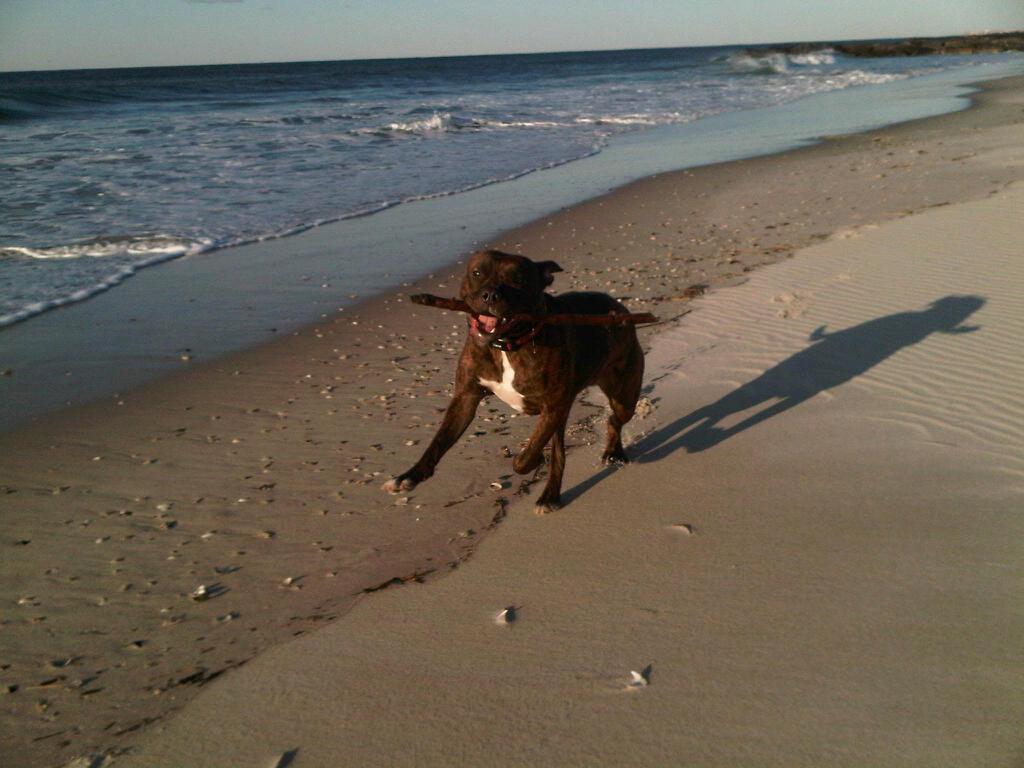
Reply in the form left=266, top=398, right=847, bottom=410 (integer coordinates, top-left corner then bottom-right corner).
left=470, top=313, right=499, bottom=335
left=469, top=313, right=530, bottom=339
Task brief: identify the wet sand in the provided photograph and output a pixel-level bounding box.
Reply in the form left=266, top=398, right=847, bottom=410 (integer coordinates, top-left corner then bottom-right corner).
left=2, top=75, right=1023, bottom=767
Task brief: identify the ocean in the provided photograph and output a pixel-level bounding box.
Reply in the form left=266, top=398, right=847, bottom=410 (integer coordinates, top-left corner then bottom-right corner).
left=1, top=44, right=1018, bottom=327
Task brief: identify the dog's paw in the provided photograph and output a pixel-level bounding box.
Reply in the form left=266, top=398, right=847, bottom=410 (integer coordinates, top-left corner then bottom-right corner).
left=601, top=449, right=630, bottom=466
left=534, top=499, right=561, bottom=515
left=382, top=476, right=418, bottom=494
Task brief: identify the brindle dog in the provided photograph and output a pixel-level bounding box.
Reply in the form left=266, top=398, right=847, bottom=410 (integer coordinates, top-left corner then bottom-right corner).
left=383, top=249, right=644, bottom=513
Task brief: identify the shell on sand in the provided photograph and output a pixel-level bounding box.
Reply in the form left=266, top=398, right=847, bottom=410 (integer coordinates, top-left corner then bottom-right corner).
left=189, top=585, right=210, bottom=601
left=628, top=665, right=652, bottom=688
left=494, top=606, right=517, bottom=625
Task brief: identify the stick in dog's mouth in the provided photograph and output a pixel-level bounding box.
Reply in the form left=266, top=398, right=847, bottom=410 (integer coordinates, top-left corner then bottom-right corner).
left=411, top=293, right=660, bottom=329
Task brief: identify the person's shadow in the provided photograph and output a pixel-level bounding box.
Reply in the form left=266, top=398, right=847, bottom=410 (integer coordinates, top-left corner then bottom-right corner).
left=561, top=295, right=985, bottom=504
left=638, top=294, right=985, bottom=462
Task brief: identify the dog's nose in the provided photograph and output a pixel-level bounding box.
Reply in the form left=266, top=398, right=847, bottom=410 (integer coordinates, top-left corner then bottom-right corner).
left=480, top=286, right=502, bottom=304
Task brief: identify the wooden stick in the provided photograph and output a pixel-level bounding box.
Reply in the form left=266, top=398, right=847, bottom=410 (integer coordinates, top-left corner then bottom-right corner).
left=409, top=294, right=472, bottom=312
left=409, top=293, right=659, bottom=326
left=540, top=312, right=660, bottom=327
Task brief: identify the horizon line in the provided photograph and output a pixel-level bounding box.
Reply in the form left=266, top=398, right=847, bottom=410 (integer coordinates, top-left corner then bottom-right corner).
left=2, top=27, right=1020, bottom=75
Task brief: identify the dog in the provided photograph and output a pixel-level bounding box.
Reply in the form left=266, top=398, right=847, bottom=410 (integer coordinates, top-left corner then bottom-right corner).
left=382, top=249, right=644, bottom=513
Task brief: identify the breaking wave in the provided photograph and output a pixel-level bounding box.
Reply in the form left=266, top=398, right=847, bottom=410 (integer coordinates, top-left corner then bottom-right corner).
left=351, top=112, right=565, bottom=136
left=0, top=236, right=214, bottom=327
left=360, top=110, right=691, bottom=136
left=790, top=49, right=838, bottom=66
left=725, top=47, right=838, bottom=74
left=0, top=235, right=211, bottom=261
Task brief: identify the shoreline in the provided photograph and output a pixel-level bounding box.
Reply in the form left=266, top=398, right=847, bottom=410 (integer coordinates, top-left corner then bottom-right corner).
left=2, top=72, right=1024, bottom=767
left=3, top=59, right=1023, bottom=433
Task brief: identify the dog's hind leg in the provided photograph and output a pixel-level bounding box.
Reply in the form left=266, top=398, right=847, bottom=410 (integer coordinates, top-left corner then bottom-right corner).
left=598, top=339, right=643, bottom=465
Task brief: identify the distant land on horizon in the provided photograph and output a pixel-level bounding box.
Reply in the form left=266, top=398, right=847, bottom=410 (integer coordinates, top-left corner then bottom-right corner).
left=769, top=30, right=1024, bottom=57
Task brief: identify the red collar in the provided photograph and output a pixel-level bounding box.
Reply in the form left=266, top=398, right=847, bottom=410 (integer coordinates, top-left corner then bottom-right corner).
left=490, top=323, right=544, bottom=352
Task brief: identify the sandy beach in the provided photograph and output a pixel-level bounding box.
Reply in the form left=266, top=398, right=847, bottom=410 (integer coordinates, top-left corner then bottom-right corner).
left=2, top=74, right=1024, bottom=767
left=121, top=180, right=1024, bottom=768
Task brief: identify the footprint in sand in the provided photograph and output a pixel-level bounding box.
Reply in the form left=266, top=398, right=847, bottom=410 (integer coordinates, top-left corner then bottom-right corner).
left=772, top=291, right=808, bottom=319
left=634, top=397, right=655, bottom=420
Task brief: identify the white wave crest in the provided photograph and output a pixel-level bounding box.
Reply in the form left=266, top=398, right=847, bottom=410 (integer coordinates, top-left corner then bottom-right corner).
left=358, top=110, right=698, bottom=137
left=726, top=48, right=839, bottom=74
left=727, top=52, right=791, bottom=75
left=0, top=235, right=211, bottom=261
left=385, top=111, right=459, bottom=133
left=355, top=112, right=566, bottom=137
left=573, top=114, right=659, bottom=126
left=0, top=236, right=214, bottom=327
left=822, top=70, right=907, bottom=87
left=480, top=119, right=563, bottom=129
left=789, top=49, right=837, bottom=66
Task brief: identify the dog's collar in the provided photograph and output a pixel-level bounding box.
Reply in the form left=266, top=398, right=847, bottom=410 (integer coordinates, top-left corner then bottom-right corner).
left=490, top=322, right=543, bottom=352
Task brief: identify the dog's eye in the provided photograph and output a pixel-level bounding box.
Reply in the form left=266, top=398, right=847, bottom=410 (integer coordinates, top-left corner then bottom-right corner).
left=472, top=270, right=481, bottom=278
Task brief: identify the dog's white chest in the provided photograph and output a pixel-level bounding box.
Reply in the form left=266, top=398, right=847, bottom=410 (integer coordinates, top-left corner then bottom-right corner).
left=479, top=351, right=525, bottom=412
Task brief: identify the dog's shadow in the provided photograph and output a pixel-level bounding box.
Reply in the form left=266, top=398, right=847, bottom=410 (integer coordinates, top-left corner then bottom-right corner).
left=561, top=294, right=985, bottom=505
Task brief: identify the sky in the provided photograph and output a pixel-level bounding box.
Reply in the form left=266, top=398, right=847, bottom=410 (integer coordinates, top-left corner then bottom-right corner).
left=1, top=0, right=1022, bottom=72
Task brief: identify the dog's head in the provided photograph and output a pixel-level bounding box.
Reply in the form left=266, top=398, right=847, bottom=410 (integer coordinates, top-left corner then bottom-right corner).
left=460, top=250, right=562, bottom=343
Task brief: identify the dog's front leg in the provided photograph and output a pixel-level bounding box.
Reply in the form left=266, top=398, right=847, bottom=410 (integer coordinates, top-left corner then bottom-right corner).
left=383, top=383, right=485, bottom=493
left=512, top=405, right=570, bottom=477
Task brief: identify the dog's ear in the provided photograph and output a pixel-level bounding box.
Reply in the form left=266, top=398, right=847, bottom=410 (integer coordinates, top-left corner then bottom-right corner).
left=535, top=260, right=563, bottom=288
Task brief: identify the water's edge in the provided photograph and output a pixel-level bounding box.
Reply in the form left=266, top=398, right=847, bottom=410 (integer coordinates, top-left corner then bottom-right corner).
left=1, top=60, right=1022, bottom=433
